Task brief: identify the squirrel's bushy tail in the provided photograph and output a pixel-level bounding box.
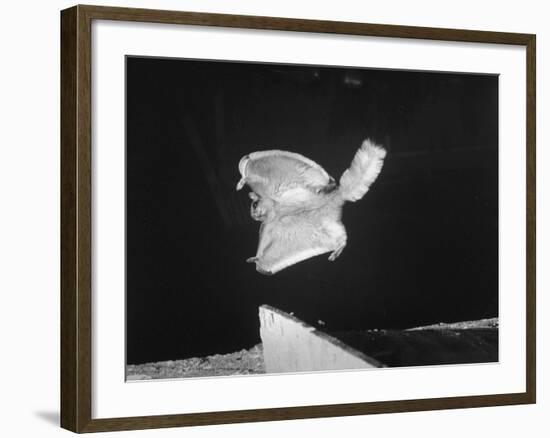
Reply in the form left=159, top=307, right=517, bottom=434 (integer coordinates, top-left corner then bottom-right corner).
left=338, top=139, right=387, bottom=202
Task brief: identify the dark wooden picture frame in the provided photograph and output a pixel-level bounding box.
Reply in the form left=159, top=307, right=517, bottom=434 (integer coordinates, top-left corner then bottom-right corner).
left=61, top=4, right=536, bottom=433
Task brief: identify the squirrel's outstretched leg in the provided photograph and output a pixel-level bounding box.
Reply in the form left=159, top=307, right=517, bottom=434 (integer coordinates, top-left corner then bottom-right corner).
left=328, top=243, right=346, bottom=261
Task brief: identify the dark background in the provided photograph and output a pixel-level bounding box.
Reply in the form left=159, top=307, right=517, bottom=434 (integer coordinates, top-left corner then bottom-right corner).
left=126, top=56, right=498, bottom=365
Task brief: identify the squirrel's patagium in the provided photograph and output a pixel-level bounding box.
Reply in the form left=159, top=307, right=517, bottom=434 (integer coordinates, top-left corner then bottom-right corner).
left=236, top=139, right=386, bottom=275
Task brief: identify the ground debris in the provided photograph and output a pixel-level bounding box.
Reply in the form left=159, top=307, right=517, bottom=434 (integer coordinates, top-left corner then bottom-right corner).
left=333, top=317, right=499, bottom=367
left=127, top=343, right=265, bottom=380
left=405, top=317, right=499, bottom=331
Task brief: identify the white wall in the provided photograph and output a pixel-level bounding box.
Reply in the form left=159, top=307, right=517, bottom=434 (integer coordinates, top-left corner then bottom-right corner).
left=0, top=0, right=546, bottom=436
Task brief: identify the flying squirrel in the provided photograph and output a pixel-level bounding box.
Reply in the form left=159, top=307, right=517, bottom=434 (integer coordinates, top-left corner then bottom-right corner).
left=236, top=139, right=387, bottom=275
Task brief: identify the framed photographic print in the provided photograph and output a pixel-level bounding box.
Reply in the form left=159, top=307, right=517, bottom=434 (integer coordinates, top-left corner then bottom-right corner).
left=60, top=4, right=536, bottom=433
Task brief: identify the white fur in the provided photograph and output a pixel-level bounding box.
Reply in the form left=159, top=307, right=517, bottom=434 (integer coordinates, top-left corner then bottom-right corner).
left=245, top=149, right=332, bottom=181
left=339, top=139, right=387, bottom=202
left=261, top=247, right=332, bottom=274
